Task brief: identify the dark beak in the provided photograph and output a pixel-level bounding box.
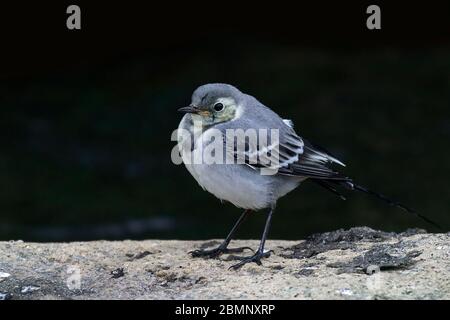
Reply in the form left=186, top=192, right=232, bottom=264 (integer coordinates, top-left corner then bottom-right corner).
left=178, top=105, right=199, bottom=114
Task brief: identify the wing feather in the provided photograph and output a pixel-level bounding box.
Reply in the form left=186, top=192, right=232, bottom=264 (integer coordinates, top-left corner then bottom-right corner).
left=221, top=116, right=346, bottom=179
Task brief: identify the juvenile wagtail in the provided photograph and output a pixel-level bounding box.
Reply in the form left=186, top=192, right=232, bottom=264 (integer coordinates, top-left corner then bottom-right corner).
left=176, top=83, right=439, bottom=270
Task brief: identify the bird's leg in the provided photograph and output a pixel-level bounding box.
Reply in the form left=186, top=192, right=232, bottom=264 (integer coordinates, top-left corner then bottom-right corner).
left=190, top=209, right=253, bottom=258
left=229, top=205, right=275, bottom=270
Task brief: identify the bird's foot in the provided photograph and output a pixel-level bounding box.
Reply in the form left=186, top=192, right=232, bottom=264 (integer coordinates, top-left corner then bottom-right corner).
left=190, top=245, right=254, bottom=259
left=229, top=250, right=272, bottom=270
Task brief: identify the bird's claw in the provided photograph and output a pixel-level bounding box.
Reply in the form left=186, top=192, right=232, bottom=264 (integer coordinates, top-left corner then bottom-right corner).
left=189, top=246, right=254, bottom=259
left=229, top=250, right=272, bottom=270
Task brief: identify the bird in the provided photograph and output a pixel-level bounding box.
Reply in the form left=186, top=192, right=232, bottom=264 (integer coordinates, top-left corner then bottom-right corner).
left=176, top=83, right=440, bottom=270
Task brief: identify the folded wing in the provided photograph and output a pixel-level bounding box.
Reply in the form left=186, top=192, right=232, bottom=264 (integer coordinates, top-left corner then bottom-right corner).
left=225, top=120, right=347, bottom=180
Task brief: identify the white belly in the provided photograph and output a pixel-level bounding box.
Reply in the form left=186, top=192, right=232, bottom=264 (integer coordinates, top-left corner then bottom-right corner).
left=186, top=162, right=273, bottom=210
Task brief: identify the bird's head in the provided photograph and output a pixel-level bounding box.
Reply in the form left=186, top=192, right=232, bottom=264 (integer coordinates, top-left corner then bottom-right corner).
left=178, top=83, right=243, bottom=126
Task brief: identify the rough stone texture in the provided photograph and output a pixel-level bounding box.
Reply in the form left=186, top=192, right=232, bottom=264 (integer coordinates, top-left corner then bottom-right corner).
left=0, top=227, right=449, bottom=300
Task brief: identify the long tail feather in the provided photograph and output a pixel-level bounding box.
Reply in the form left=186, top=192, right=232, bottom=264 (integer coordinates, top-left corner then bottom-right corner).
left=312, top=178, right=443, bottom=230
left=349, top=182, right=443, bottom=230
left=311, top=180, right=347, bottom=200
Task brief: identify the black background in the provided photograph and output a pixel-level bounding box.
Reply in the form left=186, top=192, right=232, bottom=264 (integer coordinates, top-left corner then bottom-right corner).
left=1, top=2, right=449, bottom=241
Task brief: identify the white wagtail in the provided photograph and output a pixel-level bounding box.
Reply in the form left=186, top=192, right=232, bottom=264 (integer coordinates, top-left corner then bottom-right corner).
left=177, top=83, right=439, bottom=270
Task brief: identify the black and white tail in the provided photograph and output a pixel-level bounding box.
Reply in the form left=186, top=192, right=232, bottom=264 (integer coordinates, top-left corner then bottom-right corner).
left=312, top=178, right=442, bottom=230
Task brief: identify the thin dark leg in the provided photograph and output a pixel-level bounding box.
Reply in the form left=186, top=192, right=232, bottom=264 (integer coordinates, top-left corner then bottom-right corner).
left=229, top=205, right=275, bottom=270
left=190, top=209, right=253, bottom=258
left=222, top=209, right=252, bottom=247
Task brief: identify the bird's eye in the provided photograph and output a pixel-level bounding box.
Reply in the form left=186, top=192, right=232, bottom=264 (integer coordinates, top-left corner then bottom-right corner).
left=213, top=103, right=224, bottom=112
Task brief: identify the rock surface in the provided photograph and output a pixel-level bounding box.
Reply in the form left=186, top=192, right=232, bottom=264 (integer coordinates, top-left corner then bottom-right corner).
left=0, top=227, right=449, bottom=300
